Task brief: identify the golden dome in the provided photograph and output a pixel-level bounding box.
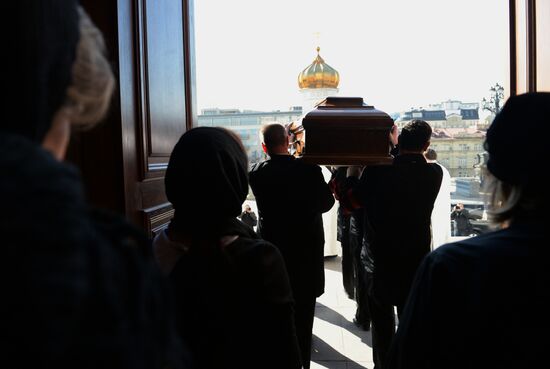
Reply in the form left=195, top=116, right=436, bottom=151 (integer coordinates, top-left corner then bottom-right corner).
left=298, top=47, right=340, bottom=89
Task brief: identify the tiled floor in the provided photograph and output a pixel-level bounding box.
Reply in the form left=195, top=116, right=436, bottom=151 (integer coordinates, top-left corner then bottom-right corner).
left=311, top=256, right=374, bottom=369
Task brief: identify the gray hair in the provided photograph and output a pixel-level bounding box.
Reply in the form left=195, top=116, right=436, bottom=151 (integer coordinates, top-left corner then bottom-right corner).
left=64, top=7, right=115, bottom=128
left=484, top=171, right=522, bottom=225
left=483, top=169, right=543, bottom=225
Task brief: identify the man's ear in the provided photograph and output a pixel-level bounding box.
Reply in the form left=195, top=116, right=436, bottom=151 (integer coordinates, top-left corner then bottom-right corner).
left=390, top=124, right=399, bottom=146
left=262, top=142, right=268, bottom=154
left=42, top=109, right=71, bottom=161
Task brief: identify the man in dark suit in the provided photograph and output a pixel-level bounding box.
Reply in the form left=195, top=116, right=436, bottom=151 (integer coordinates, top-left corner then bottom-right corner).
left=238, top=203, right=258, bottom=228
left=336, top=120, right=442, bottom=369
left=249, top=123, right=335, bottom=369
left=387, top=93, right=550, bottom=369
left=450, top=202, right=473, bottom=236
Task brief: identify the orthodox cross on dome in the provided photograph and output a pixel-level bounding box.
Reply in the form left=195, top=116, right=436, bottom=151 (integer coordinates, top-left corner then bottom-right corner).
left=313, top=31, right=321, bottom=44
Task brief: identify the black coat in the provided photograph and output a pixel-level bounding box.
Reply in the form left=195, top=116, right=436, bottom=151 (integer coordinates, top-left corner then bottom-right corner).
left=239, top=211, right=257, bottom=228
left=388, top=220, right=549, bottom=369
left=170, top=219, right=301, bottom=369
left=249, top=155, right=335, bottom=297
left=0, top=134, right=182, bottom=369
left=451, top=208, right=473, bottom=235
left=355, top=154, right=442, bottom=306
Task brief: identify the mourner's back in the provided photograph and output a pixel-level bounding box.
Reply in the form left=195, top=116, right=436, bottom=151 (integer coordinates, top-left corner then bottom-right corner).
left=249, top=154, right=335, bottom=296
left=389, top=221, right=549, bottom=369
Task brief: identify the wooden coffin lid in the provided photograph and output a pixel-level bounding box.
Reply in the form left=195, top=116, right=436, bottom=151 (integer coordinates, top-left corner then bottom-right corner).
left=300, top=97, right=394, bottom=165
left=302, top=97, right=393, bottom=129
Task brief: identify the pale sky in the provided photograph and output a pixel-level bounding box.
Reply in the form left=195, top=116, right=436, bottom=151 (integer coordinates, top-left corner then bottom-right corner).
left=194, top=0, right=509, bottom=116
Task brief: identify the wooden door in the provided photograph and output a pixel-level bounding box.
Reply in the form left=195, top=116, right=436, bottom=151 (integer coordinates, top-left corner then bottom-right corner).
left=68, top=0, right=197, bottom=235
left=510, top=0, right=550, bottom=93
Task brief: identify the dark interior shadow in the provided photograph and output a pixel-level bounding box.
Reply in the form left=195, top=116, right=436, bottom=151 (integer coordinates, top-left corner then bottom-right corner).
left=315, top=301, right=373, bottom=347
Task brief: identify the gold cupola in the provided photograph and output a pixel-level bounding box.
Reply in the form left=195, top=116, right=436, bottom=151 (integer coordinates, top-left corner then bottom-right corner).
left=298, top=47, right=340, bottom=89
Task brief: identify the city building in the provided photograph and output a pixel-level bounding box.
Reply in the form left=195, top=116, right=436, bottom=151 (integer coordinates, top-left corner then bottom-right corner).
left=430, top=127, right=486, bottom=178
left=198, top=107, right=303, bottom=164
left=396, top=100, right=480, bottom=129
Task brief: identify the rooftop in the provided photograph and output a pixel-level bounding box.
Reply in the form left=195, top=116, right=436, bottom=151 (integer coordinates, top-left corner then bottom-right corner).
left=432, top=127, right=486, bottom=139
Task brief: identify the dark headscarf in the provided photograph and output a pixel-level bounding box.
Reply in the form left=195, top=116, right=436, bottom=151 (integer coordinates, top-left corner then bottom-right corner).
left=165, top=127, right=249, bottom=236
left=485, top=92, right=550, bottom=185
left=1, top=0, right=79, bottom=142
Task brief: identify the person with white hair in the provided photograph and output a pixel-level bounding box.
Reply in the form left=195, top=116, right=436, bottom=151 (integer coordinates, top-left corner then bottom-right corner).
left=1, top=2, right=184, bottom=367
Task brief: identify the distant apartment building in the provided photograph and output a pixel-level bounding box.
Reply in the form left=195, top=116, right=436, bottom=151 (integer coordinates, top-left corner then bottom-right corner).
left=396, top=100, right=480, bottom=129
left=198, top=107, right=303, bottom=164
left=430, top=128, right=486, bottom=178
left=396, top=100, right=484, bottom=177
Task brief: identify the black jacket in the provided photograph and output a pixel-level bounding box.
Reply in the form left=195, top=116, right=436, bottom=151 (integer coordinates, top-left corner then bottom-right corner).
left=170, top=218, right=301, bottom=369
left=353, top=154, right=442, bottom=306
left=1, top=134, right=182, bottom=369
left=451, top=208, right=473, bottom=235
left=388, top=220, right=549, bottom=369
left=249, top=155, right=335, bottom=297
left=239, top=211, right=257, bottom=228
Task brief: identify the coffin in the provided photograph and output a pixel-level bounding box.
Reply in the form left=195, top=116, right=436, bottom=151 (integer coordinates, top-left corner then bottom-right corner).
left=301, top=97, right=394, bottom=165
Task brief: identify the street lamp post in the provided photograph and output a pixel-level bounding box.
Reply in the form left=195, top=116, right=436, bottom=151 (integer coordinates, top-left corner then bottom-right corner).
left=482, top=83, right=505, bottom=115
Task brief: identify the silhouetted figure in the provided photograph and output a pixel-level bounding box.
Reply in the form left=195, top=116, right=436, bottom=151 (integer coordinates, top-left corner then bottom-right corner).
left=154, top=127, right=302, bottom=369
left=249, top=123, right=335, bottom=369
left=350, top=208, right=372, bottom=331
left=450, top=202, right=473, bottom=236
left=332, top=167, right=371, bottom=330
left=1, top=2, right=183, bottom=367
left=239, top=204, right=258, bottom=228
left=334, top=121, right=442, bottom=369
left=334, top=167, right=356, bottom=298
left=388, top=92, right=550, bottom=369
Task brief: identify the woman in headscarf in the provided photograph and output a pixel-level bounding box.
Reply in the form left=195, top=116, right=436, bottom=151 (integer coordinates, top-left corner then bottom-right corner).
left=154, top=127, right=302, bottom=369
left=1, top=1, right=183, bottom=367
left=387, top=93, right=550, bottom=369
